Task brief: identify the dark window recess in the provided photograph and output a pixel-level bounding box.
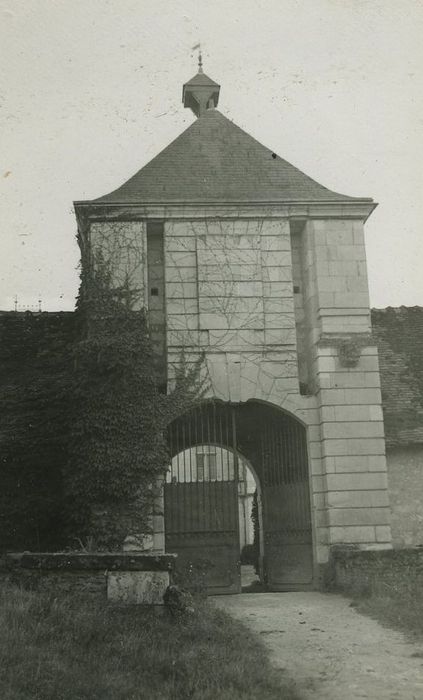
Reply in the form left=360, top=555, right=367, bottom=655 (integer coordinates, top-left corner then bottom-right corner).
left=150, top=287, right=159, bottom=296
left=293, top=285, right=301, bottom=294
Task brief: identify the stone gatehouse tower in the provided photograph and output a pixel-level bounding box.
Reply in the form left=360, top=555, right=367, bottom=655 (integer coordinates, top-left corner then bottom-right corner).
left=74, top=62, right=391, bottom=591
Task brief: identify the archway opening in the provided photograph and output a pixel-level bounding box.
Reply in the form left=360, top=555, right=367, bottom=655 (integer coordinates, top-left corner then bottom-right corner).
left=165, top=399, right=313, bottom=594
left=166, top=444, right=263, bottom=593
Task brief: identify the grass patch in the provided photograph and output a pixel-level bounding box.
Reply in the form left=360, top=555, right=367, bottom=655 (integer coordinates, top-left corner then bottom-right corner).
left=0, top=582, right=298, bottom=700
left=349, top=580, right=423, bottom=641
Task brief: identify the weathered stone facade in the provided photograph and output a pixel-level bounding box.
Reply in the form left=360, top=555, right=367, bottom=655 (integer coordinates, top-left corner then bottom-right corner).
left=73, top=67, right=395, bottom=586
left=76, top=203, right=393, bottom=575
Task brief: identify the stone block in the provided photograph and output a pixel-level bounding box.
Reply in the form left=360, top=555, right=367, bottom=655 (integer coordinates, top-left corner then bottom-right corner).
left=332, top=405, right=372, bottom=422
left=330, top=526, right=376, bottom=544
left=264, top=297, right=294, bottom=314
left=322, top=421, right=385, bottom=440
left=164, top=235, right=196, bottom=252
left=329, top=371, right=381, bottom=389
left=315, top=510, right=329, bottom=527
left=165, top=221, right=195, bottom=237
left=298, top=406, right=320, bottom=426
left=312, top=475, right=327, bottom=493
left=261, top=251, right=292, bottom=268
left=167, top=330, right=205, bottom=348
left=167, top=314, right=199, bottom=331
left=308, top=441, right=322, bottom=459
left=166, top=298, right=198, bottom=315
left=166, top=266, right=197, bottom=283
left=316, top=527, right=330, bottom=546
left=317, top=276, right=345, bottom=293
left=343, top=388, right=383, bottom=405
left=107, top=571, right=169, bottom=605
left=200, top=311, right=264, bottom=331
left=325, top=228, right=355, bottom=246
left=313, top=492, right=326, bottom=509
left=208, top=328, right=264, bottom=349
left=327, top=490, right=390, bottom=509
left=326, top=472, right=387, bottom=491
left=262, top=266, right=293, bottom=282
left=332, top=292, right=370, bottom=308
left=198, top=263, right=262, bottom=282
left=264, top=327, right=296, bottom=346
left=328, top=507, right=391, bottom=527
left=166, top=250, right=197, bottom=267
left=333, top=455, right=368, bottom=473
left=264, top=313, right=295, bottom=330
left=197, top=247, right=259, bottom=266
left=261, top=234, right=291, bottom=251
left=328, top=260, right=360, bottom=277
left=166, top=282, right=197, bottom=299
left=322, top=456, right=336, bottom=473
left=262, top=281, right=293, bottom=298
left=310, top=458, right=323, bottom=475
left=323, top=437, right=386, bottom=457
left=199, top=280, right=263, bottom=298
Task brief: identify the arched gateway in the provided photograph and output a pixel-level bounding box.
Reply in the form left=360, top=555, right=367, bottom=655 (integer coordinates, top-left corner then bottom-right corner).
left=75, top=59, right=393, bottom=591
left=165, top=400, right=312, bottom=593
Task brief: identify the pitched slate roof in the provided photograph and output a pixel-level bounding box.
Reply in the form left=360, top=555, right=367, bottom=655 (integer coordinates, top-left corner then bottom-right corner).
left=372, top=307, right=423, bottom=448
left=94, top=109, right=371, bottom=205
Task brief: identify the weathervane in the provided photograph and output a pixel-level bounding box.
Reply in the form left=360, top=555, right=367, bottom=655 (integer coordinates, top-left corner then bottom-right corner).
left=192, top=42, right=203, bottom=73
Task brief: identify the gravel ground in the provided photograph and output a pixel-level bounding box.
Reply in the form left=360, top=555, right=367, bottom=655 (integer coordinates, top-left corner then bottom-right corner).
left=214, top=591, right=423, bottom=699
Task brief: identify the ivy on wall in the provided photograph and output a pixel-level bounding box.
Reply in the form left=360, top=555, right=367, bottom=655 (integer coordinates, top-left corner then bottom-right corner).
left=0, top=312, right=74, bottom=552
left=0, top=261, right=205, bottom=553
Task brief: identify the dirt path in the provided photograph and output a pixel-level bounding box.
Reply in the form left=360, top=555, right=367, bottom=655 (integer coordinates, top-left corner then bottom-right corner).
left=214, top=592, right=423, bottom=699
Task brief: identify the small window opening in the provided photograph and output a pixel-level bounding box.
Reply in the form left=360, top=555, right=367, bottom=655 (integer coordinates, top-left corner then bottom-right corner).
left=150, top=287, right=159, bottom=296
left=293, top=285, right=300, bottom=294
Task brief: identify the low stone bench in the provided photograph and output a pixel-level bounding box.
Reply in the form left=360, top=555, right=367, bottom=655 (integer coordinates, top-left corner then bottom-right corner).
left=1, top=552, right=176, bottom=605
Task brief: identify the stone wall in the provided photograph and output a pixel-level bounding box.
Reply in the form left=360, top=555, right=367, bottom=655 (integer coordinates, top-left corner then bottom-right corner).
left=330, top=547, right=423, bottom=595
left=1, top=553, right=176, bottom=605
left=387, top=446, right=423, bottom=547
left=165, top=218, right=299, bottom=405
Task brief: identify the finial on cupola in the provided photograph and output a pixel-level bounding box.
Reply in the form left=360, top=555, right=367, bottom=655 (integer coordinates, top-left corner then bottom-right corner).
left=183, top=45, right=220, bottom=117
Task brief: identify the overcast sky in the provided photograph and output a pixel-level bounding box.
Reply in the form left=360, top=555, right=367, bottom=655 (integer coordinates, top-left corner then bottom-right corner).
left=1, top=0, right=423, bottom=311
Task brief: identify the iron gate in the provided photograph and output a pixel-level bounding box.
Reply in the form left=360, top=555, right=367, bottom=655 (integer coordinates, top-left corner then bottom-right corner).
left=164, top=400, right=313, bottom=593
left=165, top=402, right=241, bottom=594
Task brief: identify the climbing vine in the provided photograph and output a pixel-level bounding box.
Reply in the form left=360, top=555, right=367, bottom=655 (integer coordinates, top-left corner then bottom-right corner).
left=63, top=256, right=205, bottom=549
